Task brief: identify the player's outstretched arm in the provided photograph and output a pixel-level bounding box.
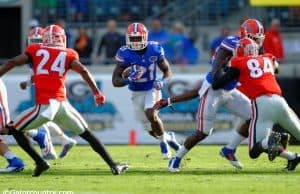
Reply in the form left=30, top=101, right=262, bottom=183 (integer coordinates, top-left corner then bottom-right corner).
left=112, top=64, right=127, bottom=87
left=153, top=88, right=199, bottom=110
left=0, top=54, right=29, bottom=76
left=70, top=60, right=105, bottom=105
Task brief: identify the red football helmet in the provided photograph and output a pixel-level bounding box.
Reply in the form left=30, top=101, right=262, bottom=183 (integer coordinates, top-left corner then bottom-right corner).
left=236, top=38, right=259, bottom=57
left=240, top=19, right=265, bottom=47
left=126, top=23, right=148, bottom=50
left=28, top=27, right=44, bottom=45
left=42, top=25, right=66, bottom=48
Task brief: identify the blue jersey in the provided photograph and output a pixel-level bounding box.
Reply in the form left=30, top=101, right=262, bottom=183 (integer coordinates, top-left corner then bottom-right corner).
left=206, top=36, right=240, bottom=90
left=115, top=41, right=164, bottom=91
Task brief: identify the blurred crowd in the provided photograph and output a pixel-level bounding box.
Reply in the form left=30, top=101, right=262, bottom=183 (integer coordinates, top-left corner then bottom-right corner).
left=29, top=16, right=286, bottom=65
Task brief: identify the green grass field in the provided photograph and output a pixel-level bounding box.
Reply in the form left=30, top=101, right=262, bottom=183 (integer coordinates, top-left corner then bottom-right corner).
left=0, top=145, right=300, bottom=194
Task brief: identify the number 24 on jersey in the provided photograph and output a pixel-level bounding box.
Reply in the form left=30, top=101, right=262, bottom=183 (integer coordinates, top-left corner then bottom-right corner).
left=36, top=49, right=67, bottom=76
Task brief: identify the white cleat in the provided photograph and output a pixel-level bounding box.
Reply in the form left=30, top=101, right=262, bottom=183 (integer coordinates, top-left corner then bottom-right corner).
left=59, top=138, right=77, bottom=158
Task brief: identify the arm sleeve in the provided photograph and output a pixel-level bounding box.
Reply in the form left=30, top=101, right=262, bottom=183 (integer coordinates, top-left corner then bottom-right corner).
left=115, top=48, right=130, bottom=68
left=212, top=47, right=233, bottom=83
left=212, top=67, right=240, bottom=90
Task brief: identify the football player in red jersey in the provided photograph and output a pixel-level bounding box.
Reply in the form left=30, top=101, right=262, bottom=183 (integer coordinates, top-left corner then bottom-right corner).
left=0, top=25, right=128, bottom=176
left=22, top=26, right=77, bottom=160
left=212, top=38, right=300, bottom=171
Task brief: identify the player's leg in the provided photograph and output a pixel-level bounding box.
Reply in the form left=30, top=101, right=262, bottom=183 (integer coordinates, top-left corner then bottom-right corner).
left=0, top=80, right=25, bottom=173
left=221, top=89, right=251, bottom=168
left=45, top=122, right=77, bottom=158
left=143, top=89, right=181, bottom=159
left=248, top=97, right=296, bottom=164
left=0, top=137, right=24, bottom=173
left=56, top=101, right=128, bottom=175
left=26, top=125, right=57, bottom=160
left=169, top=89, right=219, bottom=172
left=274, top=96, right=300, bottom=170
left=8, top=105, right=50, bottom=176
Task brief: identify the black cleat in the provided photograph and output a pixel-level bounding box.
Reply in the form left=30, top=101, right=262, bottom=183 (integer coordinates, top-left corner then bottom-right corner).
left=280, top=133, right=290, bottom=149
left=268, top=132, right=282, bottom=161
left=283, top=154, right=300, bottom=171
left=110, top=163, right=129, bottom=175
left=32, top=161, right=50, bottom=177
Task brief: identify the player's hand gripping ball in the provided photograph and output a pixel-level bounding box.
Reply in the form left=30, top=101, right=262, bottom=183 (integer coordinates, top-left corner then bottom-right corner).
left=122, top=65, right=145, bottom=82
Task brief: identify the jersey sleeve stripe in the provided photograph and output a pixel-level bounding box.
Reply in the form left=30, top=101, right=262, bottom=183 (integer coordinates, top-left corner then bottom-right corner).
left=115, top=55, right=124, bottom=62
left=221, top=42, right=235, bottom=51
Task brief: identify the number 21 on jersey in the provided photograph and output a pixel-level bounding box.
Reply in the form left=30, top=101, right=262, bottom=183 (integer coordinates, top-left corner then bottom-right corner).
left=247, top=57, right=274, bottom=78
left=36, top=49, right=66, bottom=76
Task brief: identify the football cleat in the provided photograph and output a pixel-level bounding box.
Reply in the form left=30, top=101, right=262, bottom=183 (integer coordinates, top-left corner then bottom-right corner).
left=34, top=127, right=57, bottom=160
left=167, top=132, right=181, bottom=152
left=268, top=132, right=282, bottom=161
left=110, top=163, right=129, bottom=175
left=160, top=141, right=172, bottom=159
left=59, top=138, right=77, bottom=158
left=43, top=152, right=57, bottom=160
left=0, top=157, right=25, bottom=173
left=283, top=154, right=300, bottom=171
left=168, top=157, right=181, bottom=172
left=220, top=147, right=243, bottom=169
left=32, top=161, right=50, bottom=177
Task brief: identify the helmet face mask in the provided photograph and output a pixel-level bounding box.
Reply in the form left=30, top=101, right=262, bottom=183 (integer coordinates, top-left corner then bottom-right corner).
left=28, top=27, right=44, bottom=45
left=42, top=25, right=66, bottom=48
left=126, top=23, right=148, bottom=50
left=240, top=19, right=265, bottom=47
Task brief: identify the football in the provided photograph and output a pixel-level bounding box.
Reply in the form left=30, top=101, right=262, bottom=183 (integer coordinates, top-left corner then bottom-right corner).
left=121, top=66, right=133, bottom=78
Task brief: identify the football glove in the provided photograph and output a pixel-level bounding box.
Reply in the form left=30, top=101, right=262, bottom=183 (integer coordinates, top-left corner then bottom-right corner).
left=93, top=90, right=105, bottom=106
left=153, top=97, right=172, bottom=110
left=154, top=78, right=167, bottom=90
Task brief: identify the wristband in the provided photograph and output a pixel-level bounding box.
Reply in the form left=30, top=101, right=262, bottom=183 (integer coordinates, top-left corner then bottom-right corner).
left=167, top=97, right=172, bottom=106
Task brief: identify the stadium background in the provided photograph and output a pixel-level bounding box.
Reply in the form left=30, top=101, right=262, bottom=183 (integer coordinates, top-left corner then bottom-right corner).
left=0, top=0, right=299, bottom=145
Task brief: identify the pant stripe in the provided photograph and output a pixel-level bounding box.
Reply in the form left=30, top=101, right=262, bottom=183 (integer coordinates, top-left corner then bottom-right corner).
left=14, top=105, right=40, bottom=130
left=0, top=95, right=7, bottom=128
left=249, top=101, right=258, bottom=150
left=197, top=90, right=208, bottom=132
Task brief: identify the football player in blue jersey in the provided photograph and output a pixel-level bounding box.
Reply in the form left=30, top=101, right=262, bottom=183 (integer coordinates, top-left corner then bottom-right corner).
left=112, top=23, right=181, bottom=159
left=154, top=19, right=289, bottom=172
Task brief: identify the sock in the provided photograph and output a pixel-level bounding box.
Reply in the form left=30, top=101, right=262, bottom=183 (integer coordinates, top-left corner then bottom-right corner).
left=176, top=146, right=189, bottom=158
left=3, top=151, right=16, bottom=160
left=226, top=131, right=246, bottom=150
left=59, top=133, right=71, bottom=145
left=80, top=130, right=115, bottom=167
left=261, top=138, right=268, bottom=150
left=11, top=129, right=45, bottom=164
left=26, top=129, right=38, bottom=138
left=280, top=150, right=297, bottom=160
left=156, top=132, right=170, bottom=142
left=164, top=132, right=172, bottom=142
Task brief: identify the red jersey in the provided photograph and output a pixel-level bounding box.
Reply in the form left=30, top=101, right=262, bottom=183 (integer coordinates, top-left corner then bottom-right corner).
left=25, top=44, right=79, bottom=104
left=230, top=53, right=282, bottom=100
